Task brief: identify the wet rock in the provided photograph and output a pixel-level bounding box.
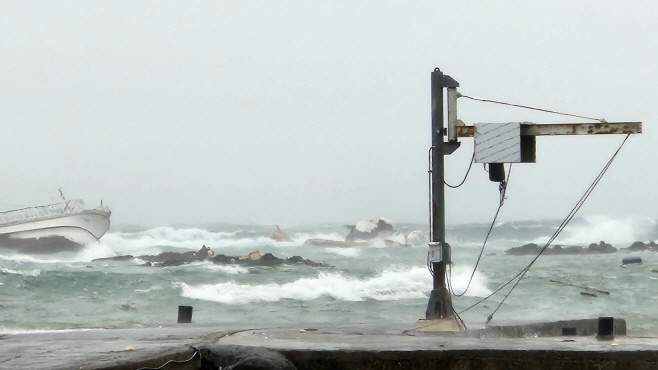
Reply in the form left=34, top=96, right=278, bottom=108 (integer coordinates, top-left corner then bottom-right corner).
left=506, top=243, right=541, bottom=255
left=626, top=241, right=658, bottom=252
left=588, top=241, right=616, bottom=254
left=506, top=241, right=617, bottom=256
left=287, top=255, right=330, bottom=268
left=195, top=245, right=214, bottom=260
left=253, top=253, right=283, bottom=267
left=212, top=254, right=237, bottom=264
left=345, top=217, right=395, bottom=242
left=140, top=251, right=197, bottom=267
left=92, top=246, right=329, bottom=269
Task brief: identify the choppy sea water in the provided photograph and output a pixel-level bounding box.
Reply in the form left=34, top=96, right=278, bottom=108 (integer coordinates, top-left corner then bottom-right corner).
left=1, top=216, right=658, bottom=336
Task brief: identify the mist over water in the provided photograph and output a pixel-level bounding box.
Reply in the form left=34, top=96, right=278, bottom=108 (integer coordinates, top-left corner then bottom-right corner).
left=1, top=216, right=657, bottom=335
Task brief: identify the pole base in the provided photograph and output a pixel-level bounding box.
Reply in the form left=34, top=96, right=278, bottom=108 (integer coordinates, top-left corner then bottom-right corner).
left=415, top=317, right=465, bottom=332
left=425, top=288, right=455, bottom=320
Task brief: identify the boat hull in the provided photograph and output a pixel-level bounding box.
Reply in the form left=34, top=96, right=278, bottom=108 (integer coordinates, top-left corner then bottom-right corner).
left=0, top=210, right=110, bottom=254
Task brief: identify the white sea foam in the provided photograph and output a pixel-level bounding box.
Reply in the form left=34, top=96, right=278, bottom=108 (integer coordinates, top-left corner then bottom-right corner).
left=548, top=215, right=656, bottom=247
left=323, top=247, right=360, bottom=257
left=0, top=267, right=40, bottom=277
left=195, top=262, right=249, bottom=275
left=175, top=266, right=490, bottom=305
left=447, top=264, right=493, bottom=298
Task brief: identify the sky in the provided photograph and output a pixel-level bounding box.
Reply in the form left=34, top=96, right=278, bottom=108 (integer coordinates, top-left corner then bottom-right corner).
left=0, top=1, right=655, bottom=227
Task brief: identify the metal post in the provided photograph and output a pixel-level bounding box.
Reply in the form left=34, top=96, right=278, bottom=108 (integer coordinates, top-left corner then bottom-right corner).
left=425, top=68, right=457, bottom=320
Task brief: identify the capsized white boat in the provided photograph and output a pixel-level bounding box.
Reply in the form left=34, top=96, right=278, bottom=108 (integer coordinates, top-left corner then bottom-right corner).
left=0, top=199, right=111, bottom=254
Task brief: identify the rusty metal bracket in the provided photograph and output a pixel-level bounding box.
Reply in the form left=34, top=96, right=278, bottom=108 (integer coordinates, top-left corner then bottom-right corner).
left=456, top=122, right=642, bottom=138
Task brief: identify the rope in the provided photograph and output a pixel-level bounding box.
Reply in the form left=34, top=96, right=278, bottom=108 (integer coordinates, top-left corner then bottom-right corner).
left=445, top=152, right=475, bottom=188
left=449, top=164, right=512, bottom=297
left=458, top=93, right=607, bottom=123
left=134, top=350, right=199, bottom=370
left=458, top=134, right=631, bottom=320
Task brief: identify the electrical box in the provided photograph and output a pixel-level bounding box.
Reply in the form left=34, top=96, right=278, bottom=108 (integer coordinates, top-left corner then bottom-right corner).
left=428, top=242, right=442, bottom=262
left=474, top=122, right=536, bottom=163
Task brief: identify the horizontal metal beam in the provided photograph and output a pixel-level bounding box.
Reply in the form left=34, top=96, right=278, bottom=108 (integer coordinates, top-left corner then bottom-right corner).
left=456, top=122, right=642, bottom=138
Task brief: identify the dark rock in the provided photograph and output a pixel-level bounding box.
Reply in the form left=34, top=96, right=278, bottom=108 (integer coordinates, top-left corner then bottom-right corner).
left=345, top=217, right=396, bottom=241
left=506, top=241, right=617, bottom=256
left=255, top=253, right=283, bottom=267
left=588, top=241, right=617, bottom=254
left=140, top=251, right=196, bottom=267
left=287, top=255, right=330, bottom=268
left=212, top=254, right=236, bottom=264
left=505, top=243, right=541, bottom=256
left=88, top=245, right=328, bottom=270
left=195, top=245, right=214, bottom=260
left=626, top=241, right=658, bottom=252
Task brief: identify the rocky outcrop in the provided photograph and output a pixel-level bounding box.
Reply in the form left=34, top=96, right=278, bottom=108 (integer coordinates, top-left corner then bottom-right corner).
left=92, top=247, right=329, bottom=268
left=625, top=241, right=658, bottom=252
left=505, top=241, right=617, bottom=256
left=345, top=217, right=395, bottom=242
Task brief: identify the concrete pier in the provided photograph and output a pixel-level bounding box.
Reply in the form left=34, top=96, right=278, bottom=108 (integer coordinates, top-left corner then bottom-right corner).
left=1, top=319, right=656, bottom=369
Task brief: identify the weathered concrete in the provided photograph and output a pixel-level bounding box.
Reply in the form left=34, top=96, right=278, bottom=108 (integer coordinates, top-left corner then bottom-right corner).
left=0, top=320, right=654, bottom=370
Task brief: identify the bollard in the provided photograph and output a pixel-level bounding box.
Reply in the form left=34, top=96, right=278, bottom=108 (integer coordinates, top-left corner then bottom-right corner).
left=561, top=327, right=577, bottom=336
left=596, top=316, right=614, bottom=340
left=178, top=305, right=193, bottom=323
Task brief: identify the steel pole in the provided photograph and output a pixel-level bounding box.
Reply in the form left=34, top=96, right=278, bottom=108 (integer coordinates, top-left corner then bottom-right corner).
left=425, top=68, right=455, bottom=319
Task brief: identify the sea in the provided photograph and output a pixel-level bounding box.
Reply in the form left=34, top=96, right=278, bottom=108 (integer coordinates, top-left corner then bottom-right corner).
left=1, top=215, right=657, bottom=336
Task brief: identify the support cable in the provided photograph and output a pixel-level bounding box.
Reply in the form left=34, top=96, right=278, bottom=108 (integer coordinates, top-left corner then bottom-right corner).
left=458, top=93, right=607, bottom=123
left=445, top=152, right=476, bottom=188
left=449, top=164, right=512, bottom=297
left=427, top=147, right=434, bottom=244
left=458, top=134, right=631, bottom=319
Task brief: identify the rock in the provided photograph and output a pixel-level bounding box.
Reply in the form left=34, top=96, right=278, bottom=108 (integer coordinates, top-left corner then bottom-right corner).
left=588, top=241, right=617, bottom=254
left=506, top=243, right=541, bottom=255
left=212, top=254, right=236, bottom=264
left=91, top=245, right=329, bottom=270
left=626, top=241, right=658, bottom=252
left=287, top=256, right=330, bottom=268
left=140, top=251, right=197, bottom=267
left=255, top=253, right=283, bottom=267
left=247, top=251, right=262, bottom=261
left=195, top=245, right=214, bottom=260
left=505, top=242, right=616, bottom=256
left=345, top=217, right=396, bottom=241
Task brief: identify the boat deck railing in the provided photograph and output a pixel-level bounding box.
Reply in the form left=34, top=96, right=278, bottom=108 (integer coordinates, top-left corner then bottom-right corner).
left=0, top=200, right=85, bottom=225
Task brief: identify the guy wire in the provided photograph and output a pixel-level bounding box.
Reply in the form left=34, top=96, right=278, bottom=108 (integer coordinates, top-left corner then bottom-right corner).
left=458, top=94, right=606, bottom=123
left=449, top=163, right=512, bottom=297
left=458, top=134, right=632, bottom=319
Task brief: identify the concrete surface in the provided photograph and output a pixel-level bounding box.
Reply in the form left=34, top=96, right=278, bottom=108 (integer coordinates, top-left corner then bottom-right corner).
left=0, top=320, right=655, bottom=369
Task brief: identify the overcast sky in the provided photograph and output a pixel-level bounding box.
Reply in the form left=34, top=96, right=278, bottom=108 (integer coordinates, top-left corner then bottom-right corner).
left=0, top=1, right=655, bottom=227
